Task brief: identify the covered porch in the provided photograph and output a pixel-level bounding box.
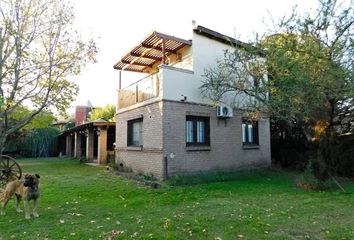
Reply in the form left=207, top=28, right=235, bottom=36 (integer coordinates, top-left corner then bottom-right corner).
left=113, top=31, right=192, bottom=109
left=61, top=120, right=116, bottom=165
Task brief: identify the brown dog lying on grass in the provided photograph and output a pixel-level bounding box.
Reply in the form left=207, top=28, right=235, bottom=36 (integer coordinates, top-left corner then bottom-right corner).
left=0, top=174, right=40, bottom=219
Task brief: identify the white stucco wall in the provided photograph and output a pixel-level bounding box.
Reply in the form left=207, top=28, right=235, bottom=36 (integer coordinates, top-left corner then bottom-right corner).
left=160, top=32, right=267, bottom=108
left=161, top=32, right=239, bottom=105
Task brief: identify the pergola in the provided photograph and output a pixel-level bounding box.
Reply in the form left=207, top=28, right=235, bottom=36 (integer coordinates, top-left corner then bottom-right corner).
left=113, top=31, right=192, bottom=77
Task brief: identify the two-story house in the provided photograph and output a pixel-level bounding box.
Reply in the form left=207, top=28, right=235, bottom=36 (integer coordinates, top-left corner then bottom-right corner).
left=114, top=25, right=271, bottom=179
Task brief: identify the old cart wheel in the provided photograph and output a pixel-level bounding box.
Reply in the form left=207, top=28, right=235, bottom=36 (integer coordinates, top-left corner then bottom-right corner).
left=0, top=155, right=22, bottom=186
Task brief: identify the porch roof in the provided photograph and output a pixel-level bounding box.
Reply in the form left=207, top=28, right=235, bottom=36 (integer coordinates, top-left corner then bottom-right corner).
left=61, top=121, right=115, bottom=136
left=113, top=31, right=192, bottom=73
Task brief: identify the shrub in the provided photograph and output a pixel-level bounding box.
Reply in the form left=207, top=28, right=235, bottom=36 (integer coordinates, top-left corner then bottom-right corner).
left=22, top=127, right=61, bottom=157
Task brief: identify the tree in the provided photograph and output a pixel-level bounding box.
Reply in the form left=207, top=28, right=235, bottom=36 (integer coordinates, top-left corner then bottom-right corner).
left=201, top=0, right=354, bottom=181
left=88, top=104, right=116, bottom=122
left=5, top=108, right=59, bottom=157
left=0, top=0, right=97, bottom=154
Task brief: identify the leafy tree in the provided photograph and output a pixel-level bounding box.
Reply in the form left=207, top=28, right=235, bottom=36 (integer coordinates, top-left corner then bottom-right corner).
left=88, top=104, right=116, bottom=122
left=9, top=105, right=55, bottom=130
left=0, top=0, right=97, bottom=155
left=201, top=0, right=354, bottom=181
left=5, top=107, right=59, bottom=156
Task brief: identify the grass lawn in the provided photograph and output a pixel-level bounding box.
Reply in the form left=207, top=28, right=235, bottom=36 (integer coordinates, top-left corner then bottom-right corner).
left=0, top=158, right=354, bottom=240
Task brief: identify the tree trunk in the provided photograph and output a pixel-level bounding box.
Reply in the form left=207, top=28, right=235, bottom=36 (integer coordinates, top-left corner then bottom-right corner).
left=0, top=133, right=7, bottom=156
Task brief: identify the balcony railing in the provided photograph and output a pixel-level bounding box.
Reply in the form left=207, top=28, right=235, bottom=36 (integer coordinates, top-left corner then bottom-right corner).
left=118, top=72, right=160, bottom=109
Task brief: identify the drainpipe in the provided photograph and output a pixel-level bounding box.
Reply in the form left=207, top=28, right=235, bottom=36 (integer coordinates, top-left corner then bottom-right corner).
left=164, top=156, right=168, bottom=180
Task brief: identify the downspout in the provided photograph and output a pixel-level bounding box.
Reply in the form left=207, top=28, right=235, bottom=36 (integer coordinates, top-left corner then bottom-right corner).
left=164, top=155, right=168, bottom=180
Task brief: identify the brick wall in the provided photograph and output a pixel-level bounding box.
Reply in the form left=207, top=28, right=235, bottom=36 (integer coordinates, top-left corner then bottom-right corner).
left=162, top=100, right=271, bottom=176
left=115, top=100, right=271, bottom=179
left=115, top=101, right=164, bottom=178
left=75, top=106, right=88, bottom=126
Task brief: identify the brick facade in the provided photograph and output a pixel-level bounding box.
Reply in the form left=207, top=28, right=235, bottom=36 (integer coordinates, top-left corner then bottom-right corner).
left=115, top=101, right=164, bottom=177
left=116, top=100, right=271, bottom=179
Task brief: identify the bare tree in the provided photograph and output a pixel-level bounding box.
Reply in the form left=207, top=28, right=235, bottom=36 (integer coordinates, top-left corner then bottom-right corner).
left=0, top=0, right=97, bottom=154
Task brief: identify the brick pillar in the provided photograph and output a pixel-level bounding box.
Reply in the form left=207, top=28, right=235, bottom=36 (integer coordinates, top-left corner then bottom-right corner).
left=66, top=135, right=73, bottom=157
left=74, top=132, right=82, bottom=158
left=97, top=127, right=107, bottom=165
left=86, top=129, right=94, bottom=161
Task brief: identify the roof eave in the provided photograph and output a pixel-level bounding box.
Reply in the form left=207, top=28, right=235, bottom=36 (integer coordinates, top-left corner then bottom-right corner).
left=193, top=25, right=265, bottom=56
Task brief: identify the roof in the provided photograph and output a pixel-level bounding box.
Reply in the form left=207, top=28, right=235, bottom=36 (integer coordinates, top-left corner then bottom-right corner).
left=113, top=31, right=192, bottom=73
left=61, top=121, right=115, bottom=136
left=193, top=25, right=265, bottom=56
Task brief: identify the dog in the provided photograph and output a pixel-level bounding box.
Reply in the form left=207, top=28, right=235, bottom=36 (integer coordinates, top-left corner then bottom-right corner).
left=0, top=174, right=40, bottom=219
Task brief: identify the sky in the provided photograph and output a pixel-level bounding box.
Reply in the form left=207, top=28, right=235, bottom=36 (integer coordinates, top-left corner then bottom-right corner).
left=69, top=0, right=319, bottom=112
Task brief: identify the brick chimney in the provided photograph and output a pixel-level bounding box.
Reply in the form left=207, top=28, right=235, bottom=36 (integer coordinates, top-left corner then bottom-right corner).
left=75, top=105, right=88, bottom=126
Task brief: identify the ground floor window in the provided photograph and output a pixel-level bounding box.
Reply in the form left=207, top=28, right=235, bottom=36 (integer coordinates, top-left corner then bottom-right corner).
left=127, top=118, right=143, bottom=146
left=186, top=116, right=210, bottom=146
left=242, top=120, right=259, bottom=145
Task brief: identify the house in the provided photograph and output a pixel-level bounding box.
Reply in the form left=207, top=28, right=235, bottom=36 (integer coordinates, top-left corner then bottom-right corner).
left=60, top=104, right=116, bottom=165
left=114, top=25, right=271, bottom=179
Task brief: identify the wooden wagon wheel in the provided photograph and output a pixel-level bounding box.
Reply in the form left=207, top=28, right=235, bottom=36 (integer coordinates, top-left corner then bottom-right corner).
left=0, top=155, right=22, bottom=186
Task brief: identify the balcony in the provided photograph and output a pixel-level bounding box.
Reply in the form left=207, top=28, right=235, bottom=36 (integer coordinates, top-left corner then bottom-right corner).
left=118, top=72, right=160, bottom=109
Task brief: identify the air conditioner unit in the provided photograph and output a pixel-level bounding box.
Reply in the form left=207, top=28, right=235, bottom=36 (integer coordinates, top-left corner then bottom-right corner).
left=216, top=105, right=233, bottom=118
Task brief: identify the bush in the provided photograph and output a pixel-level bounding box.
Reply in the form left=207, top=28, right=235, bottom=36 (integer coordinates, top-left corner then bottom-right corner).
left=296, top=162, right=328, bottom=191
left=167, top=169, right=267, bottom=186
left=22, top=127, right=61, bottom=157
left=5, top=127, right=61, bottom=157
left=332, top=135, right=354, bottom=178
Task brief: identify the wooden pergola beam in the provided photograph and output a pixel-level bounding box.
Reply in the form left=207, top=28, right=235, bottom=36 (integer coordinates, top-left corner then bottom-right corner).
left=113, top=66, right=144, bottom=72
left=121, top=59, right=152, bottom=67
left=141, top=42, right=177, bottom=54
left=130, top=52, right=162, bottom=61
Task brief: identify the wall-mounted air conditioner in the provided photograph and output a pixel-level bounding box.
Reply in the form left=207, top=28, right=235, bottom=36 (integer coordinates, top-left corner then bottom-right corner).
left=216, top=105, right=233, bottom=118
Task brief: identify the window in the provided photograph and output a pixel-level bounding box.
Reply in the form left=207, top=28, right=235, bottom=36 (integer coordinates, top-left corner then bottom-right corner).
left=186, top=116, right=210, bottom=146
left=242, top=120, right=259, bottom=145
left=127, top=118, right=143, bottom=146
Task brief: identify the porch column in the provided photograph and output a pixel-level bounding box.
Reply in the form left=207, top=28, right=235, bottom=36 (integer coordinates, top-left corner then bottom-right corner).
left=74, top=132, right=82, bottom=158
left=97, top=127, right=108, bottom=165
left=65, top=135, right=73, bottom=157
left=86, top=129, right=94, bottom=161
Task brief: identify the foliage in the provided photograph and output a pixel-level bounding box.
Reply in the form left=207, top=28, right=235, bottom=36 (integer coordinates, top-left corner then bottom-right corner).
left=20, top=127, right=61, bottom=157
left=0, top=158, right=354, bottom=239
left=296, top=162, right=330, bottom=191
left=168, top=169, right=266, bottom=186
left=271, top=119, right=312, bottom=169
left=62, top=121, right=75, bottom=131
left=88, top=104, right=116, bottom=122
left=9, top=106, right=56, bottom=130
left=201, top=0, right=354, bottom=180
left=4, top=106, right=59, bottom=157
left=0, top=0, right=97, bottom=154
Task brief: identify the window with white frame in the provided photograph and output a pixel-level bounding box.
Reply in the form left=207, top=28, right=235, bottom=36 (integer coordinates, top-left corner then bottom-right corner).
left=242, top=120, right=259, bottom=145
left=186, top=116, right=210, bottom=146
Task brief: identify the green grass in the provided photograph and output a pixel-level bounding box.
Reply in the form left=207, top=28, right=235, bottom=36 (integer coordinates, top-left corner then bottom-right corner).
left=1, top=158, right=354, bottom=239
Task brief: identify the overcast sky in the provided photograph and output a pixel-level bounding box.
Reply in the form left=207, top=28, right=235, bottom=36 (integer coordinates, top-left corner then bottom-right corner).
left=69, top=0, right=319, bottom=112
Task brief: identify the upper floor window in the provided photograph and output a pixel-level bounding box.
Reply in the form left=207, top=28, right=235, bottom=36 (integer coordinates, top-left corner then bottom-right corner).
left=186, top=116, right=210, bottom=146
left=242, top=120, right=259, bottom=145
left=127, top=118, right=143, bottom=146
